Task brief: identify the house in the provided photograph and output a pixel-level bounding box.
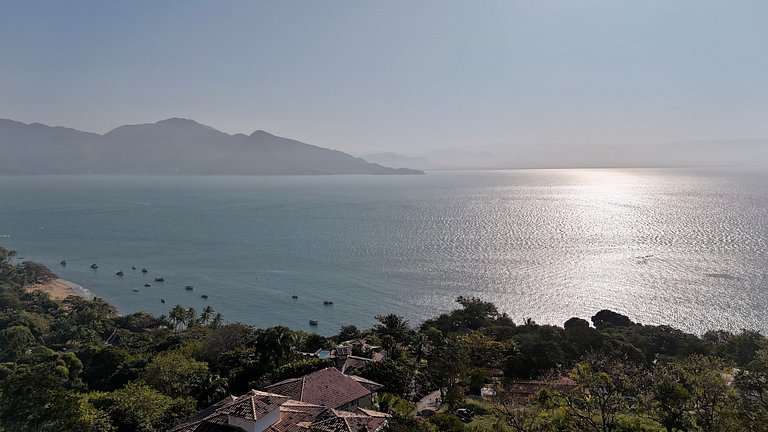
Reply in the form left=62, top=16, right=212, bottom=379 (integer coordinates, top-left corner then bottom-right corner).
left=168, top=389, right=389, bottom=432
left=336, top=339, right=384, bottom=360
left=264, top=367, right=383, bottom=411
left=312, top=409, right=390, bottom=432
left=339, top=355, right=373, bottom=375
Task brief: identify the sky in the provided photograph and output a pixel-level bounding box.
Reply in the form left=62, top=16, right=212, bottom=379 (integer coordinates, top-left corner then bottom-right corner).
left=1, top=1, right=768, bottom=155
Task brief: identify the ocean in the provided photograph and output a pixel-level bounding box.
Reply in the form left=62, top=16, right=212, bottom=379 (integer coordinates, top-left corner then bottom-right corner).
left=0, top=169, right=766, bottom=335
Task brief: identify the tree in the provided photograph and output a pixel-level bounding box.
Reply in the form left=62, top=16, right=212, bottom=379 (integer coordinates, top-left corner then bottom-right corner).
left=504, top=329, right=567, bottom=379
left=453, top=296, right=500, bottom=329
left=200, top=306, right=215, bottom=326
left=591, top=310, right=633, bottom=329
left=0, top=362, right=92, bottom=431
left=196, top=373, right=229, bottom=407
left=358, top=359, right=414, bottom=397
left=256, top=326, right=296, bottom=367
left=1, top=325, right=35, bottom=359
left=650, top=364, right=693, bottom=432
left=271, top=358, right=333, bottom=383
left=677, top=355, right=738, bottom=432
left=428, top=413, right=466, bottom=432
left=554, top=356, right=640, bottom=432
left=494, top=387, right=554, bottom=432
left=90, top=382, right=194, bottom=432
left=338, top=324, right=362, bottom=342
left=564, top=317, right=590, bottom=330
left=210, top=313, right=224, bottom=328
left=84, top=346, right=131, bottom=391
left=141, top=349, right=210, bottom=398
left=735, top=350, right=768, bottom=429
left=185, top=307, right=198, bottom=327
left=426, top=337, right=470, bottom=409
left=168, top=305, right=186, bottom=332
left=374, top=314, right=413, bottom=358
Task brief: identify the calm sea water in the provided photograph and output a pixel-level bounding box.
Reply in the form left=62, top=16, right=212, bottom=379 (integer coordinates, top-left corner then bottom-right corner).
left=0, top=169, right=766, bottom=335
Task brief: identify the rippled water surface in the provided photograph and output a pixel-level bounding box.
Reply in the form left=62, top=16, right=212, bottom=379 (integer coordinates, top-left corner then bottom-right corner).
left=0, top=169, right=766, bottom=334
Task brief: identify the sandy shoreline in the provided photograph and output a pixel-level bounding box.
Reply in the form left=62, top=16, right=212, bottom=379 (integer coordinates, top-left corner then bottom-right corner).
left=26, top=278, right=94, bottom=301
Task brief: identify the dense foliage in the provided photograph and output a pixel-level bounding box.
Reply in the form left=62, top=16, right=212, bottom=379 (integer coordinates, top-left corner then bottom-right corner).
left=1, top=247, right=767, bottom=431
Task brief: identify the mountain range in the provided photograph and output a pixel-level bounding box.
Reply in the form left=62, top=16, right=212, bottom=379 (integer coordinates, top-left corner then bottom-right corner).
left=0, top=118, right=423, bottom=175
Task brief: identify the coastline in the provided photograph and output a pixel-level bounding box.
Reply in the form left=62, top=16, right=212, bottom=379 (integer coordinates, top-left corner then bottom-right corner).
left=26, top=278, right=94, bottom=301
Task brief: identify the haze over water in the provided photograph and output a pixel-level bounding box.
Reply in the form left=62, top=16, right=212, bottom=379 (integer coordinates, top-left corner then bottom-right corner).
left=1, top=168, right=766, bottom=335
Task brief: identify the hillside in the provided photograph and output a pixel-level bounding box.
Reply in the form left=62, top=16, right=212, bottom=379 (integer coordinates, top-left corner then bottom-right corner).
left=0, top=118, right=424, bottom=175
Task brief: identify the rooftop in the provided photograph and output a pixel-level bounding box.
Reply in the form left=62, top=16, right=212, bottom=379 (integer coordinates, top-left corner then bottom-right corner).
left=264, top=367, right=378, bottom=410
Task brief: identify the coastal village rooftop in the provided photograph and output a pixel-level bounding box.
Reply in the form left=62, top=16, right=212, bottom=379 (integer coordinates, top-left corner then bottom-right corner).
left=169, top=389, right=389, bottom=432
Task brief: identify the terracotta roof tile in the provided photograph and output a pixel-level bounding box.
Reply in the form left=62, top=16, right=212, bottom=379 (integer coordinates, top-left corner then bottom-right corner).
left=340, top=356, right=372, bottom=375
left=169, top=391, right=288, bottom=432
left=265, top=368, right=377, bottom=409
left=347, top=375, right=384, bottom=393
left=169, top=386, right=387, bottom=432
left=311, top=414, right=388, bottom=432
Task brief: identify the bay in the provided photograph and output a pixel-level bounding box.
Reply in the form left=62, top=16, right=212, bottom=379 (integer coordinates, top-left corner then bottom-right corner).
left=0, top=168, right=766, bottom=335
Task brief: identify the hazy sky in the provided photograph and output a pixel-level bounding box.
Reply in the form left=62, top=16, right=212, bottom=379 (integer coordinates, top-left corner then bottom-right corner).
left=2, top=1, right=767, bottom=154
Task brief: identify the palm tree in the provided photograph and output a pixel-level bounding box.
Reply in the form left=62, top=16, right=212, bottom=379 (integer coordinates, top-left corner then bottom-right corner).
left=210, top=313, right=224, bottom=328
left=258, top=326, right=295, bottom=367
left=200, top=306, right=215, bottom=326
left=410, top=333, right=429, bottom=363
left=169, top=305, right=186, bottom=332
left=185, top=307, right=198, bottom=327
left=197, top=374, right=229, bottom=406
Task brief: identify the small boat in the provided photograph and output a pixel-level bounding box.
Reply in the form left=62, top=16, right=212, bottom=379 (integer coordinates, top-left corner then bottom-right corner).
left=200, top=294, right=208, bottom=299
left=160, top=299, right=165, bottom=303
left=323, top=300, right=334, bottom=305
left=144, top=283, right=151, bottom=287
left=60, top=260, right=67, bottom=266
left=292, top=295, right=299, bottom=299
left=90, top=263, right=98, bottom=269
left=132, top=288, right=139, bottom=292
left=141, top=268, right=148, bottom=273
left=131, top=266, right=136, bottom=270
left=155, top=277, right=164, bottom=282
left=185, top=285, right=193, bottom=291
left=309, top=320, right=318, bottom=326
left=116, top=271, right=124, bottom=276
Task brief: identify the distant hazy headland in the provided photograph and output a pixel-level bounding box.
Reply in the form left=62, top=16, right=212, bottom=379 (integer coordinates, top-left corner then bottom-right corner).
left=0, top=118, right=424, bottom=175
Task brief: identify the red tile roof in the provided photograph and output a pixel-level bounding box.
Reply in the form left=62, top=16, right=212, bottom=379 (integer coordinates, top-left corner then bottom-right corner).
left=264, top=368, right=376, bottom=409
left=311, top=412, right=388, bottom=432
left=168, top=389, right=388, bottom=432
left=170, top=391, right=289, bottom=432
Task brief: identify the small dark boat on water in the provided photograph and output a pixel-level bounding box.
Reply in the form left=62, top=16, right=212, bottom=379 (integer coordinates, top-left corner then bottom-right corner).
left=323, top=300, right=334, bottom=305
left=185, top=285, right=193, bottom=291
left=141, top=268, right=148, bottom=273
left=160, top=299, right=165, bottom=304
left=90, top=263, right=98, bottom=269
left=132, top=288, right=139, bottom=292
left=131, top=266, right=136, bottom=270
left=155, top=277, right=164, bottom=282
left=116, top=271, right=124, bottom=276
left=292, top=295, right=299, bottom=299
left=200, top=294, right=208, bottom=299
left=309, top=320, right=318, bottom=326
left=144, top=283, right=151, bottom=287
left=60, top=260, right=67, bottom=266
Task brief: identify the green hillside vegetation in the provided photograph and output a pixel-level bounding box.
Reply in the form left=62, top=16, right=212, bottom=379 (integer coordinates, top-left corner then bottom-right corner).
left=0, top=247, right=766, bottom=432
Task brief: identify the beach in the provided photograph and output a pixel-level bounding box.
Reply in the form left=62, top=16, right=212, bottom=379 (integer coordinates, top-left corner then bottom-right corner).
left=26, top=278, right=93, bottom=301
